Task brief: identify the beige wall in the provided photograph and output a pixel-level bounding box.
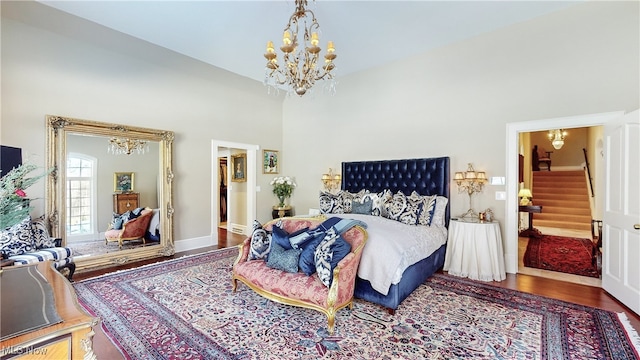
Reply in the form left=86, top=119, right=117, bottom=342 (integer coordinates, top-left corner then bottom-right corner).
left=1, top=1, right=283, bottom=244
left=282, top=1, right=638, bottom=236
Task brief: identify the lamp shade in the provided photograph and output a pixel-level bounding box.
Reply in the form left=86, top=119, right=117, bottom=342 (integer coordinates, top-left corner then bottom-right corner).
left=518, top=188, right=532, bottom=198
left=454, top=172, right=464, bottom=181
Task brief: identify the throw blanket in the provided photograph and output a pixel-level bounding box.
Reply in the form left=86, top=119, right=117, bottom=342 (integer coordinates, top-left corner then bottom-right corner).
left=289, top=217, right=368, bottom=248
left=333, top=213, right=447, bottom=295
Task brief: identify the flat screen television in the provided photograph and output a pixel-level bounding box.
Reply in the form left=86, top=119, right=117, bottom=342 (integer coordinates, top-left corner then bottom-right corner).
left=1, top=145, right=22, bottom=178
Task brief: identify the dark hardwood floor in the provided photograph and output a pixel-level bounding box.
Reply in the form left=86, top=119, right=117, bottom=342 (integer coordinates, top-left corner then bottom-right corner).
left=77, top=229, right=639, bottom=359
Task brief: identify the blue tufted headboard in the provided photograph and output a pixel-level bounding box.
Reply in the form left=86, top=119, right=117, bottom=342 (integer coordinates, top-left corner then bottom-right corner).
left=341, top=157, right=450, bottom=227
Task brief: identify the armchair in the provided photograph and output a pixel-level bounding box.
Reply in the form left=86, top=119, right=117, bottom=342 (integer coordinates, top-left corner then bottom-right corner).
left=105, top=208, right=153, bottom=249
left=1, top=216, right=75, bottom=280
left=532, top=145, right=552, bottom=171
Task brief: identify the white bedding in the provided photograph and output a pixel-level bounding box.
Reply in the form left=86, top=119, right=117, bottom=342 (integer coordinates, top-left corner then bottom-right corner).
left=333, top=213, right=447, bottom=296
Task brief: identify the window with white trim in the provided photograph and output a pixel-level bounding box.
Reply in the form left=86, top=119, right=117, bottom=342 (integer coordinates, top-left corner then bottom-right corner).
left=66, top=154, right=96, bottom=237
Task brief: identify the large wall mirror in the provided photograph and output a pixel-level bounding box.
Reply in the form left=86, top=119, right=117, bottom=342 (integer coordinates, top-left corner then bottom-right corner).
left=46, top=115, right=174, bottom=272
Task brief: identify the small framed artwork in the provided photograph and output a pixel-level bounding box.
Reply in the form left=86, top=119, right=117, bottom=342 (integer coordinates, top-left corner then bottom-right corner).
left=263, top=149, right=279, bottom=174
left=114, top=172, right=135, bottom=192
left=231, top=153, right=247, bottom=182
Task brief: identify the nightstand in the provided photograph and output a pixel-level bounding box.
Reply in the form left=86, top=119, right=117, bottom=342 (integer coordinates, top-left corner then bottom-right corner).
left=444, top=218, right=506, bottom=281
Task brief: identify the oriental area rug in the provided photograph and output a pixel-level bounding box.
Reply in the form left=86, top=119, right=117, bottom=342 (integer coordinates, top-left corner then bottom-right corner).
left=523, top=234, right=600, bottom=278
left=74, top=247, right=639, bottom=360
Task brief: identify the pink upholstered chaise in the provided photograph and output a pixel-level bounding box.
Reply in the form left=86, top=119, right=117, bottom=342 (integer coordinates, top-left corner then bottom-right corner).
left=232, top=216, right=367, bottom=334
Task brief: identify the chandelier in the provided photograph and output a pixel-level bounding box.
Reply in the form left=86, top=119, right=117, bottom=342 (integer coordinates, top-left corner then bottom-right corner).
left=548, top=129, right=568, bottom=150
left=108, top=137, right=149, bottom=155
left=263, top=0, right=337, bottom=96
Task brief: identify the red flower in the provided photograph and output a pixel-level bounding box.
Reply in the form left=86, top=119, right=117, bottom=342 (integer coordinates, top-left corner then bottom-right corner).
left=15, top=189, right=26, bottom=197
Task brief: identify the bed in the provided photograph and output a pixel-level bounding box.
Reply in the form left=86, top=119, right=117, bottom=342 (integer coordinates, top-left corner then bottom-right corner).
left=335, top=156, right=450, bottom=312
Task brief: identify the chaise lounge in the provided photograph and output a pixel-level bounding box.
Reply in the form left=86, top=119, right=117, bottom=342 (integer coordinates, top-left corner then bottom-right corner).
left=231, top=216, right=367, bottom=334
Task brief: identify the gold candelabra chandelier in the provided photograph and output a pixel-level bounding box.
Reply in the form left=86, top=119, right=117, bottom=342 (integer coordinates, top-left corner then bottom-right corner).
left=108, top=137, right=149, bottom=155
left=264, top=0, right=337, bottom=96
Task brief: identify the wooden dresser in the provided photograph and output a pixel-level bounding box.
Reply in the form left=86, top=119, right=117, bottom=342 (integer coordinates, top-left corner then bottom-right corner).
left=0, top=262, right=98, bottom=359
left=113, top=192, right=139, bottom=214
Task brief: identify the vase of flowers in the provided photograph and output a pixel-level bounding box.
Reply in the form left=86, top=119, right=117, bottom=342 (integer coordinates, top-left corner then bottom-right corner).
left=270, top=176, right=296, bottom=207
left=1, top=163, right=50, bottom=230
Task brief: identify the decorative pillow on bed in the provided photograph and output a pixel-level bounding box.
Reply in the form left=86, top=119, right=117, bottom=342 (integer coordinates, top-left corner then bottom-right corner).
left=351, top=198, right=373, bottom=215
left=431, top=196, right=449, bottom=227
left=248, top=220, right=271, bottom=260
left=266, top=242, right=301, bottom=273
left=319, top=191, right=353, bottom=214
left=314, top=227, right=352, bottom=287
left=384, top=191, right=409, bottom=222
left=417, top=194, right=437, bottom=226
left=0, top=216, right=34, bottom=258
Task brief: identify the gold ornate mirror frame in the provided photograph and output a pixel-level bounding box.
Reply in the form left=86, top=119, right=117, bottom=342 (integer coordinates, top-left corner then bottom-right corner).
left=46, top=115, right=175, bottom=271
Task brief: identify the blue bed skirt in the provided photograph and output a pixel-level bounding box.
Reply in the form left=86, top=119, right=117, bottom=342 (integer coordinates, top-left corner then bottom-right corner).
left=354, top=244, right=447, bottom=310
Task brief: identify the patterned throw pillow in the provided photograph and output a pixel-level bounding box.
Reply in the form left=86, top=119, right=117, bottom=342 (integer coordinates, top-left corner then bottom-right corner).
left=314, top=227, right=352, bottom=287
left=431, top=196, right=449, bottom=227
left=0, top=216, right=35, bottom=258
left=31, top=216, right=57, bottom=249
left=248, top=220, right=271, bottom=260
left=319, top=190, right=354, bottom=214
left=384, top=191, right=409, bottom=222
left=417, top=195, right=438, bottom=226
left=266, top=242, right=302, bottom=273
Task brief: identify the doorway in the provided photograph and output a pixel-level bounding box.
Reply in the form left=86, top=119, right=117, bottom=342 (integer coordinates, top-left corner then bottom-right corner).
left=211, top=140, right=259, bottom=246
left=505, top=111, right=624, bottom=284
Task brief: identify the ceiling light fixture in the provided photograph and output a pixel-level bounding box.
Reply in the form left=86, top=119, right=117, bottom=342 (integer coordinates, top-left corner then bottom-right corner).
left=548, top=129, right=567, bottom=150
left=263, top=0, right=337, bottom=96
left=108, top=137, right=149, bottom=155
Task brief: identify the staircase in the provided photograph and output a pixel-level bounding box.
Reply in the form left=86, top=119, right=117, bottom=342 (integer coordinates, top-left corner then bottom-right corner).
left=532, top=170, right=592, bottom=231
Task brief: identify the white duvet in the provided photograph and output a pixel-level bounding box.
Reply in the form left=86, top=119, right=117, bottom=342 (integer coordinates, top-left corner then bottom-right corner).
left=333, top=213, right=448, bottom=296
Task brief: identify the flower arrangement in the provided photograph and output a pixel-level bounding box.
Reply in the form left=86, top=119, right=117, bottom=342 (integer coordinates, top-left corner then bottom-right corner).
left=1, top=163, right=50, bottom=230
left=270, top=176, right=296, bottom=207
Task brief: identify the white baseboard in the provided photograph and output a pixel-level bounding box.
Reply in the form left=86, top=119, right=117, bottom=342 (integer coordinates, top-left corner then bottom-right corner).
left=174, top=235, right=217, bottom=253
left=229, top=223, right=247, bottom=236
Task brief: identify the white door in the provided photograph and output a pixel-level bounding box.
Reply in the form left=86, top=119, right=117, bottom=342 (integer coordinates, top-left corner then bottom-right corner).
left=602, top=109, right=640, bottom=315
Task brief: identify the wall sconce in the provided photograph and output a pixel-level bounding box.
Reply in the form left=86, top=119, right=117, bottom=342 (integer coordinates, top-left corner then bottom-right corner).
left=454, top=163, right=487, bottom=218
left=548, top=129, right=568, bottom=150
left=518, top=188, right=533, bottom=205
left=321, top=168, right=341, bottom=193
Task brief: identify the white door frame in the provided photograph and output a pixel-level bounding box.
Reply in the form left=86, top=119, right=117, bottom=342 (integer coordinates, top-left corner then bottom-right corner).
left=504, top=111, right=624, bottom=274
left=211, top=140, right=259, bottom=245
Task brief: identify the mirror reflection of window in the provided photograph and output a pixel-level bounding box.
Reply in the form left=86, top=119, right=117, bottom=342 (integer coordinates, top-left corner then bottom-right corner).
left=66, top=153, right=96, bottom=239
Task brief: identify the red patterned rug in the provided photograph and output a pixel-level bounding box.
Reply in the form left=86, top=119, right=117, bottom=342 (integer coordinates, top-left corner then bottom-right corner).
left=73, top=247, right=639, bottom=359
left=524, top=234, right=600, bottom=278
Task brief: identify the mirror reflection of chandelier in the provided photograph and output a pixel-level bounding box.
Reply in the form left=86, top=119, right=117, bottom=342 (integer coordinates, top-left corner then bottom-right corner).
left=108, top=137, right=149, bottom=155
left=263, top=0, right=337, bottom=96
left=548, top=129, right=568, bottom=150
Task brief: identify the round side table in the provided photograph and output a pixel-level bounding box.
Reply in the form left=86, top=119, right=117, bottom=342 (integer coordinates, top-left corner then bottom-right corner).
left=443, top=218, right=506, bottom=281
left=272, top=205, right=293, bottom=219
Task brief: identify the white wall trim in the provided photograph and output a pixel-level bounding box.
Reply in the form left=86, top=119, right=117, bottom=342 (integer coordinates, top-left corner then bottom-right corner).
left=174, top=235, right=214, bottom=253
left=505, top=111, right=624, bottom=274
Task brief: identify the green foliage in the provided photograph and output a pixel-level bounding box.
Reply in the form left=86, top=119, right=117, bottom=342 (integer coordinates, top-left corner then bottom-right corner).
left=0, top=164, right=51, bottom=229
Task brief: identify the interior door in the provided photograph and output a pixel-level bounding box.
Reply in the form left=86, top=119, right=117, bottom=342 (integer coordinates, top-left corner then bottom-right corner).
left=602, top=109, right=640, bottom=315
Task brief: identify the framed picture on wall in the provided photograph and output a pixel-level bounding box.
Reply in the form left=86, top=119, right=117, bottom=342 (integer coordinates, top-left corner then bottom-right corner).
left=262, top=149, right=279, bottom=174
left=114, top=172, right=135, bottom=192
left=231, top=153, right=247, bottom=182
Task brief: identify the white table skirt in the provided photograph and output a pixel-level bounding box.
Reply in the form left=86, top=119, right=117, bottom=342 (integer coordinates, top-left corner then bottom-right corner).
left=443, top=219, right=506, bottom=282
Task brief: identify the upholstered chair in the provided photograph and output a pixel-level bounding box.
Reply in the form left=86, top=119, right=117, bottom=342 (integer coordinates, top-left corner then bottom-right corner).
left=105, top=208, right=153, bottom=249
